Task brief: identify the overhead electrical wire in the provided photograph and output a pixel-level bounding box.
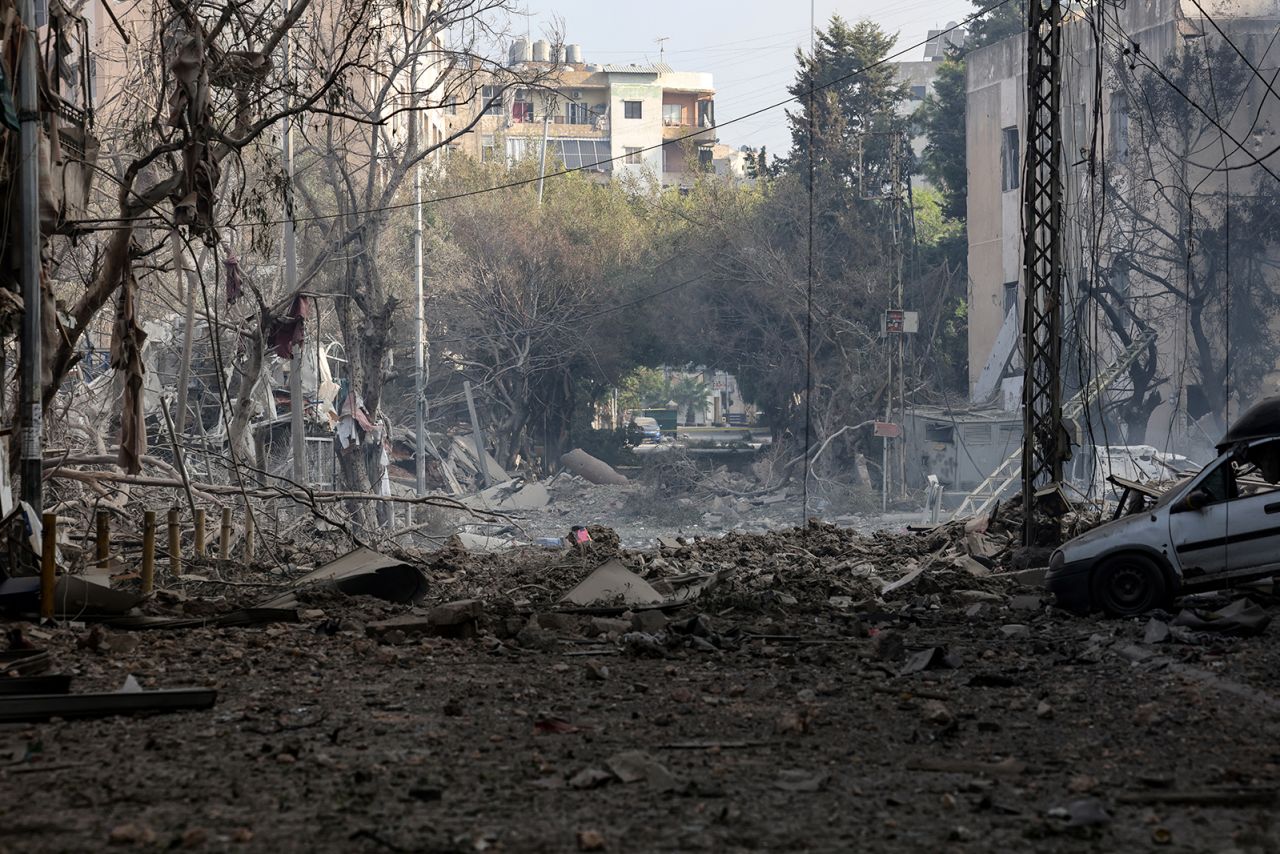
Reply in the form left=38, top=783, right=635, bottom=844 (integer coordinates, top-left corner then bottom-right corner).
left=228, top=0, right=1018, bottom=229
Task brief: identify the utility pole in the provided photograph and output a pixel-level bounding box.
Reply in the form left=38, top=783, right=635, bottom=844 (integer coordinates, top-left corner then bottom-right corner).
left=17, top=0, right=42, bottom=512
left=891, top=130, right=907, bottom=496
left=414, top=162, right=426, bottom=496
left=536, top=93, right=552, bottom=205
left=1021, top=0, right=1067, bottom=545
left=283, top=0, right=305, bottom=487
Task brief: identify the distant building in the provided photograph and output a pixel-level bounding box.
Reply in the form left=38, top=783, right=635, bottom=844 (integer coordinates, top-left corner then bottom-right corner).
left=896, top=24, right=966, bottom=189
left=445, top=40, right=739, bottom=187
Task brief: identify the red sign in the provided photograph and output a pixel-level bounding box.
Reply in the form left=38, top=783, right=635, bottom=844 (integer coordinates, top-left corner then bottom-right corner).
left=874, top=421, right=902, bottom=439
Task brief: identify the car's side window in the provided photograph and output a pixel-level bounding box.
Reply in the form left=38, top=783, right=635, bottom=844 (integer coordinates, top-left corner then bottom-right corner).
left=1199, top=461, right=1237, bottom=504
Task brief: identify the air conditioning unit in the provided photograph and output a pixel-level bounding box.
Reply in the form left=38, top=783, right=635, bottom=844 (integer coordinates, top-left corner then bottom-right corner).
left=570, top=90, right=582, bottom=100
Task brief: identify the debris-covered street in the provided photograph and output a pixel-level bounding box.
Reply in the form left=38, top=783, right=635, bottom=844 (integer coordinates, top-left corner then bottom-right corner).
left=5, top=517, right=1280, bottom=853
left=10, top=0, right=1280, bottom=849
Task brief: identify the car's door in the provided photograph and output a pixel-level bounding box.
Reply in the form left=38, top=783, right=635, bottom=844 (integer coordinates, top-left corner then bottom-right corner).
left=1169, top=457, right=1233, bottom=578
left=1171, top=441, right=1280, bottom=584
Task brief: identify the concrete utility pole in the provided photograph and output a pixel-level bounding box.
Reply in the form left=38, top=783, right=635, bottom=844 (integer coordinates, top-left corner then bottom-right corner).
left=1021, top=0, right=1067, bottom=545
left=283, top=0, right=305, bottom=487
left=414, top=162, right=427, bottom=496
left=17, top=0, right=43, bottom=511
left=536, top=94, right=552, bottom=205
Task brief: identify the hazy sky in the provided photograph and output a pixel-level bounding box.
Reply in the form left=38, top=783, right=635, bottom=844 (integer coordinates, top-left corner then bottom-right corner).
left=512, top=0, right=975, bottom=155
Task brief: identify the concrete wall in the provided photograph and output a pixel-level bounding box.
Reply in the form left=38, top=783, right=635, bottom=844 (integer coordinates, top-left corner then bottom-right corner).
left=608, top=75, right=664, bottom=178
left=965, top=0, right=1280, bottom=454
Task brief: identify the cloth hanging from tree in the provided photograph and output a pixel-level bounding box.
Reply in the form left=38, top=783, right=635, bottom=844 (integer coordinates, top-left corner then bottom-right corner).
left=224, top=251, right=242, bottom=304
left=110, top=263, right=147, bottom=474
left=268, top=293, right=311, bottom=358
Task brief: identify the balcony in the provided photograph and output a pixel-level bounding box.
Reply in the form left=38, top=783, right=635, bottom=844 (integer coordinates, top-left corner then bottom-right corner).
left=661, top=121, right=715, bottom=143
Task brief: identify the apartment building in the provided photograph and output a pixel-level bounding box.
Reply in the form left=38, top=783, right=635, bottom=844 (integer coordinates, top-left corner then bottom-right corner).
left=444, top=39, right=729, bottom=187
left=965, top=0, right=1280, bottom=456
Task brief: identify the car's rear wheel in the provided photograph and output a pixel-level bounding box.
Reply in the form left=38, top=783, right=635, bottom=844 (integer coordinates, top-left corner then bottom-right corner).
left=1091, top=554, right=1168, bottom=617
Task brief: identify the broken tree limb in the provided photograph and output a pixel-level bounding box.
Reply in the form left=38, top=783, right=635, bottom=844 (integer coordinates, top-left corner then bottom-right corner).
left=43, top=468, right=506, bottom=514
left=161, top=398, right=200, bottom=526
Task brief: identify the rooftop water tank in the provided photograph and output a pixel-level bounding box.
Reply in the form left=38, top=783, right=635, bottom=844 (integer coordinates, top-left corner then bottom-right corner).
left=566, top=44, right=583, bottom=64
left=509, top=37, right=531, bottom=65
left=532, top=39, right=550, bottom=62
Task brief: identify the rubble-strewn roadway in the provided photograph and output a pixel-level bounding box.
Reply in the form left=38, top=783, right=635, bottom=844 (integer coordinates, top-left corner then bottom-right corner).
left=4, top=522, right=1280, bottom=853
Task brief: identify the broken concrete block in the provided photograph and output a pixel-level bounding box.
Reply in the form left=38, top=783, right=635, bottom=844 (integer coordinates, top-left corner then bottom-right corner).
left=1009, top=594, right=1044, bottom=612
left=536, top=612, right=578, bottom=632
left=630, top=609, right=669, bottom=633
left=561, top=559, right=665, bottom=607
left=1000, top=624, right=1031, bottom=639
left=1010, top=567, right=1048, bottom=587
left=589, top=617, right=632, bottom=637
left=560, top=449, right=628, bottom=485
left=427, top=599, right=484, bottom=627
left=366, top=615, right=436, bottom=639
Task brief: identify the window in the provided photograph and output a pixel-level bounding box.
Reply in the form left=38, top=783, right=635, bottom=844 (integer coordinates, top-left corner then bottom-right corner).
left=910, top=85, right=927, bottom=101
left=512, top=101, right=533, bottom=122
left=480, top=134, right=496, bottom=161
left=624, top=146, right=643, bottom=164
left=925, top=423, right=954, bottom=443
left=566, top=102, right=591, bottom=124
left=662, top=103, right=684, bottom=126
left=623, top=100, right=642, bottom=119
left=698, top=147, right=713, bottom=169
left=1000, top=126, right=1020, bottom=192
left=481, top=85, right=502, bottom=116
left=1110, top=93, right=1129, bottom=163
left=662, top=142, right=676, bottom=172
left=507, top=137, right=533, bottom=161
left=1003, top=281, right=1018, bottom=317
left=547, top=139, right=612, bottom=171
left=697, top=99, right=714, bottom=127
left=962, top=425, right=993, bottom=447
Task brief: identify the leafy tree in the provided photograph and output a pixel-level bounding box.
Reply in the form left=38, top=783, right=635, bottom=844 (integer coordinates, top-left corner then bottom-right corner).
left=917, top=56, right=968, bottom=219
left=784, top=15, right=907, bottom=204
left=967, top=0, right=1026, bottom=48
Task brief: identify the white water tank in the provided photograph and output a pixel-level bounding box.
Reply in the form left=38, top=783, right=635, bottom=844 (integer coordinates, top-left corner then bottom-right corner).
left=532, top=39, right=550, bottom=62
left=553, top=44, right=566, bottom=63
left=509, top=38, right=531, bottom=65
left=567, top=44, right=583, bottom=64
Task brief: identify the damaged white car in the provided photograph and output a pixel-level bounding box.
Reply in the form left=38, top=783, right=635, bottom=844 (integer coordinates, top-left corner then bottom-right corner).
left=1048, top=398, right=1280, bottom=616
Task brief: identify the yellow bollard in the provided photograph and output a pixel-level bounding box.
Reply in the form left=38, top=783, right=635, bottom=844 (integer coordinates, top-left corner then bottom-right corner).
left=40, top=513, right=57, bottom=621
left=219, top=507, right=231, bottom=561
left=141, top=510, right=156, bottom=594
left=193, top=507, right=206, bottom=557
left=167, top=508, right=182, bottom=577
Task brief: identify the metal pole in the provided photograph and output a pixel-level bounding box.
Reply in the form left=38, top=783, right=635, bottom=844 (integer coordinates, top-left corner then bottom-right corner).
left=414, top=163, right=426, bottom=497
left=171, top=233, right=197, bottom=436
left=283, top=0, right=305, bottom=487
left=141, top=510, right=156, bottom=594
left=536, top=96, right=551, bottom=205
left=40, top=513, right=56, bottom=620
left=463, top=380, right=492, bottom=488
left=17, top=0, right=42, bottom=512
left=1021, top=0, right=1066, bottom=545
left=95, top=510, right=110, bottom=570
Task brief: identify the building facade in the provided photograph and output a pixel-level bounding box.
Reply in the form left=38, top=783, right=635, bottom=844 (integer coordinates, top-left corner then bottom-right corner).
left=444, top=40, right=730, bottom=187
left=965, top=0, right=1280, bottom=459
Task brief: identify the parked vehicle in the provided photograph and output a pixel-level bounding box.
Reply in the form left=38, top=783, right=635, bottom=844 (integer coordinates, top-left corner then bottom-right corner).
left=1048, top=397, right=1280, bottom=616
left=629, top=416, right=663, bottom=444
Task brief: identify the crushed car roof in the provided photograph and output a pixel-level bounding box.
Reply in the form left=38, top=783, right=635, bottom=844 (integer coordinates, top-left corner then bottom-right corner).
left=1217, top=396, right=1280, bottom=452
